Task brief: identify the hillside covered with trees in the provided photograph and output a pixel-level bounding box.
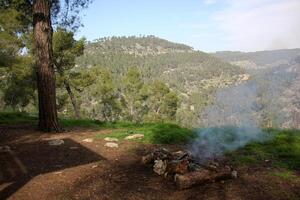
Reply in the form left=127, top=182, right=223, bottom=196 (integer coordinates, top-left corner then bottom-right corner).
left=1, top=34, right=247, bottom=127
left=74, top=36, right=247, bottom=126
left=212, top=49, right=300, bottom=129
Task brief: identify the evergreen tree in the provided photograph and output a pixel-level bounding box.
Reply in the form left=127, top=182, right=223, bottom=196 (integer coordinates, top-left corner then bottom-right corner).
left=121, top=67, right=147, bottom=122
left=1, top=0, right=91, bottom=132
left=53, top=28, right=85, bottom=118
left=90, top=68, right=120, bottom=121
left=145, top=81, right=179, bottom=122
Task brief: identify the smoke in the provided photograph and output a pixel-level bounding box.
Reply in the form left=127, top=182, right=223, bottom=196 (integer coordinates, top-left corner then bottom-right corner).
left=201, top=83, right=260, bottom=127
left=190, top=82, right=270, bottom=162
left=190, top=126, right=269, bottom=162
left=189, top=56, right=300, bottom=162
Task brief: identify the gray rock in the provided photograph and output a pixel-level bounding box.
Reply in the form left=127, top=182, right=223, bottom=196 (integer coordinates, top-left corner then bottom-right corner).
left=48, top=139, right=64, bottom=146
left=104, top=137, right=119, bottom=142
left=82, top=138, right=93, bottom=143
left=104, top=142, right=119, bottom=148
left=0, top=145, right=11, bottom=152
left=231, top=170, right=238, bottom=178
left=125, top=134, right=144, bottom=140
left=153, top=160, right=167, bottom=175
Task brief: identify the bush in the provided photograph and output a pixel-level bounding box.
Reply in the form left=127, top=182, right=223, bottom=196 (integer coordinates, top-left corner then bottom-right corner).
left=149, top=123, right=196, bottom=144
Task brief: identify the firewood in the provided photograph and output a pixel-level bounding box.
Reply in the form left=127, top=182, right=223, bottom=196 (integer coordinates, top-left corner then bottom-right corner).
left=153, top=160, right=167, bottom=175
left=167, top=160, right=189, bottom=174
left=142, top=154, right=154, bottom=164
left=153, top=148, right=173, bottom=160
left=175, top=167, right=232, bottom=190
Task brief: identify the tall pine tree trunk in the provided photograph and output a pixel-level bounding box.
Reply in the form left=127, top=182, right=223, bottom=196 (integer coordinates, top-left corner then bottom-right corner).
left=33, top=0, right=60, bottom=132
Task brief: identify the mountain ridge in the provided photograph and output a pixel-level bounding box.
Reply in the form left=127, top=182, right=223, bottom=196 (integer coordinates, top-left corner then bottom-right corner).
left=212, top=48, right=300, bottom=69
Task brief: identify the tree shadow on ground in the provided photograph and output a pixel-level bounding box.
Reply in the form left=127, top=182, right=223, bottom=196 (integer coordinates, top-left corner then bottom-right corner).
left=0, top=138, right=105, bottom=199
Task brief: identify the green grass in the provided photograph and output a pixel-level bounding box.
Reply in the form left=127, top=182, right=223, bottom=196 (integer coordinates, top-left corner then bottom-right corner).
left=271, top=170, right=298, bottom=181
left=0, top=112, right=37, bottom=125
left=229, top=129, right=300, bottom=170
left=95, top=123, right=196, bottom=144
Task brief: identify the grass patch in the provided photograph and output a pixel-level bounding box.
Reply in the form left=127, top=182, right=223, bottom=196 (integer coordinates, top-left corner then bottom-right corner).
left=271, top=170, right=297, bottom=181
left=0, top=112, right=37, bottom=125
left=149, top=123, right=196, bottom=144
left=229, top=129, right=300, bottom=170
left=95, top=123, right=196, bottom=144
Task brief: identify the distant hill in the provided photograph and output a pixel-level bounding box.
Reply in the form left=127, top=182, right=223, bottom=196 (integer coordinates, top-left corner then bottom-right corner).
left=86, top=35, right=193, bottom=56
left=77, top=36, right=246, bottom=94
left=76, top=36, right=247, bottom=126
left=212, top=48, right=300, bottom=69
left=212, top=48, right=300, bottom=128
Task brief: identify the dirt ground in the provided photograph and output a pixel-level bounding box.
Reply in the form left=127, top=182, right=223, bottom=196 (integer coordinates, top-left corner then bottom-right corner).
left=1, top=125, right=300, bottom=200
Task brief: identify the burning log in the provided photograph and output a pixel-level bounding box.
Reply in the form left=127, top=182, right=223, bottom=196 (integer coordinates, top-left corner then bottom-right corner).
left=175, top=167, right=232, bottom=190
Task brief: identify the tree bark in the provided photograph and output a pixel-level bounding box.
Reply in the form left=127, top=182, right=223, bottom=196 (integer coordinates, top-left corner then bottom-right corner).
left=33, top=0, right=61, bottom=132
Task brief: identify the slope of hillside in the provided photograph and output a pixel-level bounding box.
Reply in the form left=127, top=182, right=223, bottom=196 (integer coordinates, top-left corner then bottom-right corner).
left=213, top=48, right=300, bottom=69
left=212, top=48, right=300, bottom=128
left=76, top=36, right=246, bottom=126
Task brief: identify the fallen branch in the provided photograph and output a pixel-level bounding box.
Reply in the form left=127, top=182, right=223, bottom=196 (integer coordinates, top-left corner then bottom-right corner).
left=175, top=167, right=232, bottom=190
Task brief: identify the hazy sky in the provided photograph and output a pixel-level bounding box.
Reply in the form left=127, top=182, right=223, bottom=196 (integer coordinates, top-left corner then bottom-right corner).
left=76, top=0, right=300, bottom=52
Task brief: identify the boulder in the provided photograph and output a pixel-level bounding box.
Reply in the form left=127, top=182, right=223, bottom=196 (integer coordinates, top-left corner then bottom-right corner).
left=82, top=138, right=93, bottom=143
left=125, top=134, right=144, bottom=140
left=48, top=139, right=64, bottom=146
left=153, top=160, right=167, bottom=175
left=104, top=137, right=119, bottom=142
left=104, top=142, right=119, bottom=148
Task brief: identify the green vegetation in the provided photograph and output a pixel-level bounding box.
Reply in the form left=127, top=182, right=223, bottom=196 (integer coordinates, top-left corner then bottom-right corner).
left=230, top=129, right=300, bottom=170
left=53, top=28, right=86, bottom=119
left=75, top=36, right=245, bottom=126
left=95, top=123, right=196, bottom=144
left=0, top=112, right=195, bottom=144
left=0, top=112, right=37, bottom=125
left=271, top=170, right=298, bottom=181
left=1, top=30, right=246, bottom=127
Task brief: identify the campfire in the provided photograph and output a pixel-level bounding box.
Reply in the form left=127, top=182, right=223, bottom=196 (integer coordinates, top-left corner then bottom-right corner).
left=142, top=148, right=237, bottom=189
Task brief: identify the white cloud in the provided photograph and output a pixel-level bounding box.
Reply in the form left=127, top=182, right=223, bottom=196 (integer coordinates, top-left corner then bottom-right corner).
left=212, top=0, right=300, bottom=51
left=204, top=0, right=217, bottom=5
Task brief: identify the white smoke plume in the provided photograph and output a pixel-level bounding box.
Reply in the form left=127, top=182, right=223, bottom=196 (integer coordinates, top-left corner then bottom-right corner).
left=190, top=82, right=270, bottom=162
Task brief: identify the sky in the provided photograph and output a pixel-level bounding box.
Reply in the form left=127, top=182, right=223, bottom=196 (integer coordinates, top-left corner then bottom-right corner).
left=76, top=0, right=300, bottom=52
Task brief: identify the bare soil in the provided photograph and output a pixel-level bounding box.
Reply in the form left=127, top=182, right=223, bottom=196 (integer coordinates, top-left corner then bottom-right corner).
left=1, top=125, right=300, bottom=200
